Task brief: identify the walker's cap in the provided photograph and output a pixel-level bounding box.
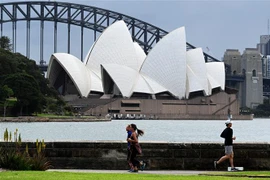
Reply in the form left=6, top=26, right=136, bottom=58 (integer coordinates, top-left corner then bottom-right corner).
left=225, top=120, right=233, bottom=125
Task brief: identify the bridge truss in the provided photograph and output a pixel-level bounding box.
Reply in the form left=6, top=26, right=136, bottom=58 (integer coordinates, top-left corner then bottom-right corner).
left=0, top=1, right=220, bottom=66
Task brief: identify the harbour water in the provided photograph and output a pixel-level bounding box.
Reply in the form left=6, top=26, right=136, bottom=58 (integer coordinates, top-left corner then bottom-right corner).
left=0, top=118, right=269, bottom=143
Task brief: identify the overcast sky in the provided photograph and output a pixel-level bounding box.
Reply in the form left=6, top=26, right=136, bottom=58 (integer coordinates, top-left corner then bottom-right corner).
left=1, top=0, right=270, bottom=62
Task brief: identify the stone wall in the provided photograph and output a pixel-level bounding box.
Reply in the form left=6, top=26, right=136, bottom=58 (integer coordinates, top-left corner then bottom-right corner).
left=1, top=142, right=269, bottom=170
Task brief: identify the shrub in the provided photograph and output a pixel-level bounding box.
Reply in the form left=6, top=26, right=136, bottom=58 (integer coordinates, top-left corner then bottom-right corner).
left=0, top=128, right=52, bottom=170
left=0, top=149, right=31, bottom=170
left=30, top=153, right=52, bottom=170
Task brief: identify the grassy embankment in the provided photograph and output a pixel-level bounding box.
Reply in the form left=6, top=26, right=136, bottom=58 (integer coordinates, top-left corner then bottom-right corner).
left=0, top=114, right=103, bottom=122
left=36, top=113, right=97, bottom=119
left=0, top=171, right=270, bottom=180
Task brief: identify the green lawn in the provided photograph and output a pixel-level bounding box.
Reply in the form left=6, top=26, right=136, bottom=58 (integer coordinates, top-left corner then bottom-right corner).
left=207, top=171, right=270, bottom=176
left=0, top=171, right=270, bottom=180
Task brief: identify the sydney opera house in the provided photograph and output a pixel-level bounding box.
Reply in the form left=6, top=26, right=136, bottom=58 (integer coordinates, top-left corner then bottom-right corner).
left=47, top=20, right=242, bottom=119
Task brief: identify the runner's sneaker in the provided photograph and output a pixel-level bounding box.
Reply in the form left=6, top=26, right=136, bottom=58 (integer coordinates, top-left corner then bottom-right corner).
left=231, top=167, right=239, bottom=171
left=140, top=161, right=146, bottom=171
left=214, top=161, right=217, bottom=169
left=129, top=169, right=138, bottom=173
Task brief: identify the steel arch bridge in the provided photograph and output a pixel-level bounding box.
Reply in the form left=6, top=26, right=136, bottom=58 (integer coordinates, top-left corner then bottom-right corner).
left=0, top=1, right=220, bottom=67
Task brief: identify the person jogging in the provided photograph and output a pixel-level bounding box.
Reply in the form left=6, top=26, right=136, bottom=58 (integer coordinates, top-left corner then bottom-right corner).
left=214, top=120, right=239, bottom=171
left=127, top=124, right=146, bottom=172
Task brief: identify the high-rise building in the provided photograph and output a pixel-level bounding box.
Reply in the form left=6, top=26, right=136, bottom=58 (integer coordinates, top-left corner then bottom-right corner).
left=262, top=55, right=270, bottom=78
left=257, top=35, right=270, bottom=79
left=257, top=35, right=270, bottom=55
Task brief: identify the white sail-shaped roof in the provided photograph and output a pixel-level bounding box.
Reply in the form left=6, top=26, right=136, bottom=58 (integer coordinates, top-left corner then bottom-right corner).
left=85, top=68, right=103, bottom=92
left=207, top=75, right=220, bottom=95
left=85, top=20, right=138, bottom=76
left=132, top=74, right=153, bottom=94
left=206, top=62, right=225, bottom=94
left=83, top=42, right=95, bottom=65
left=47, top=21, right=226, bottom=100
left=101, top=64, right=139, bottom=98
left=47, top=53, right=91, bottom=97
left=186, top=48, right=209, bottom=98
left=133, top=42, right=146, bottom=70
left=140, top=27, right=187, bottom=99
left=132, top=73, right=168, bottom=95
left=140, top=74, right=168, bottom=94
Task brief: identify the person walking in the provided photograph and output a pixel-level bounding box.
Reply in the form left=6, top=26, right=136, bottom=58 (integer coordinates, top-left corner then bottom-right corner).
left=214, top=120, right=238, bottom=171
left=127, top=123, right=146, bottom=172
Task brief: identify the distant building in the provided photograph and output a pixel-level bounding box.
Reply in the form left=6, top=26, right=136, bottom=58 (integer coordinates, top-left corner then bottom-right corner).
left=257, top=35, right=270, bottom=79
left=262, top=55, right=270, bottom=78
left=257, top=35, right=270, bottom=56
left=224, top=49, right=263, bottom=109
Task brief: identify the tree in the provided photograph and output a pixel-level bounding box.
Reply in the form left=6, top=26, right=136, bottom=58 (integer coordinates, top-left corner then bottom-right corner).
left=0, top=85, right=13, bottom=100
left=0, top=36, right=12, bottom=51
left=0, top=49, right=17, bottom=80
left=2, top=73, right=42, bottom=115
left=0, top=47, right=69, bottom=116
left=3, top=97, right=17, bottom=118
left=0, top=85, right=15, bottom=117
left=252, top=104, right=270, bottom=117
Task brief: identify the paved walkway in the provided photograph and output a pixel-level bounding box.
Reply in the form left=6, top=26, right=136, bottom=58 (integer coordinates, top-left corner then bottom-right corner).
left=1, top=168, right=223, bottom=175
left=47, top=169, right=214, bottom=175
